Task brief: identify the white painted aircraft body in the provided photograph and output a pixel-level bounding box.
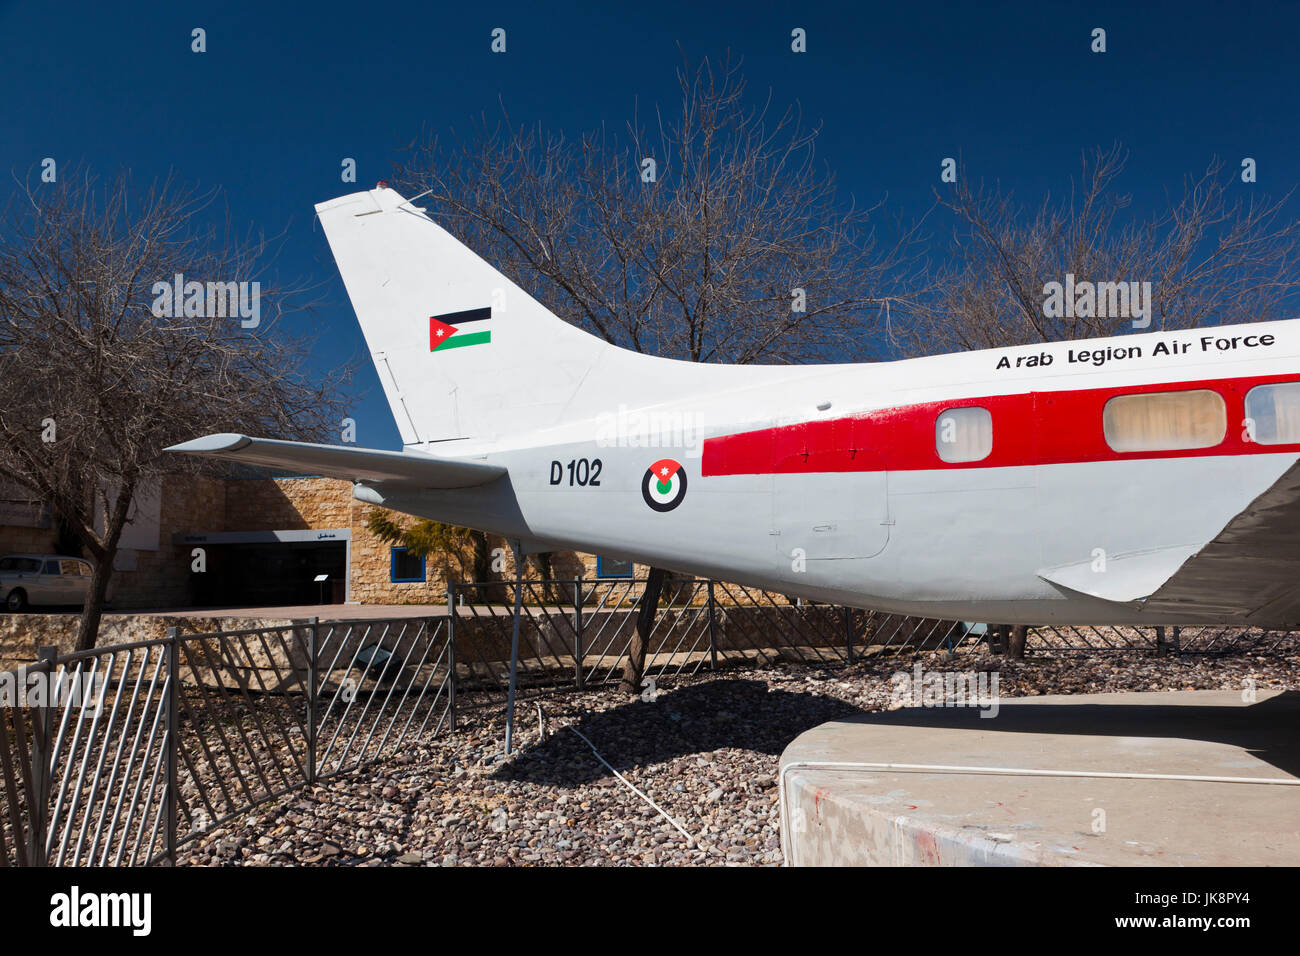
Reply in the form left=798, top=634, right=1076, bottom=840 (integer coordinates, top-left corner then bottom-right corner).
left=170, top=187, right=1300, bottom=627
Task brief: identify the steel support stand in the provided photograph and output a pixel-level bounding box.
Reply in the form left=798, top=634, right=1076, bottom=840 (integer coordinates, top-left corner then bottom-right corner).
left=504, top=539, right=524, bottom=756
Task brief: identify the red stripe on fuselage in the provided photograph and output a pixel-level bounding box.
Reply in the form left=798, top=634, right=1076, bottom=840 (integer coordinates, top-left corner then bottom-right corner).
left=700, top=372, right=1300, bottom=476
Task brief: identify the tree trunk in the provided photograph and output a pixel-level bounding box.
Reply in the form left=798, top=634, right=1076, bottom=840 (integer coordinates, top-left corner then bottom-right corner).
left=73, top=479, right=135, bottom=652
left=1007, top=624, right=1028, bottom=660
left=76, top=556, right=116, bottom=652
left=533, top=552, right=555, bottom=603
left=620, top=566, right=666, bottom=695
left=470, top=530, right=491, bottom=581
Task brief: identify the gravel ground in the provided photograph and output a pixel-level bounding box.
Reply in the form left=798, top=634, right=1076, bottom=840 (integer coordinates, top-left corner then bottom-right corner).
left=178, top=640, right=1300, bottom=866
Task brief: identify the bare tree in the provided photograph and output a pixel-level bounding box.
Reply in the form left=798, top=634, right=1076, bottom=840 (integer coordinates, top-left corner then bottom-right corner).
left=0, top=169, right=350, bottom=650
left=394, top=55, right=923, bottom=365
left=899, top=145, right=1300, bottom=356
left=393, top=56, right=924, bottom=692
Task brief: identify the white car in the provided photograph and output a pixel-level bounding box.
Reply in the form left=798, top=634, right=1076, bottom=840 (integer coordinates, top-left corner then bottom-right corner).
left=0, top=554, right=94, bottom=612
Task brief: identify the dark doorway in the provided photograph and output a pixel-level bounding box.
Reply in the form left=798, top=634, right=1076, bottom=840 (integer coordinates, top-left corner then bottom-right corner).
left=190, top=541, right=346, bottom=607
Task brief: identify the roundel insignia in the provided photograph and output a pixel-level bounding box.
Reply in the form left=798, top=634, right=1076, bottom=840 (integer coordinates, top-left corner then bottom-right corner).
left=642, top=458, right=687, bottom=512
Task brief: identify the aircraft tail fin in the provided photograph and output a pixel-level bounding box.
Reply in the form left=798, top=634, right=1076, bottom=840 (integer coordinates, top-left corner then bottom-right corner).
left=315, top=186, right=613, bottom=447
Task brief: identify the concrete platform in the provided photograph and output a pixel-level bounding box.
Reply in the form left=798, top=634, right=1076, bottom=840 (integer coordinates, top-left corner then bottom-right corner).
left=780, top=689, right=1300, bottom=866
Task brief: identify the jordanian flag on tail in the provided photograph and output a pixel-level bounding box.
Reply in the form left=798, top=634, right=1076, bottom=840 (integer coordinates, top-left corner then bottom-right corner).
left=430, top=307, right=492, bottom=352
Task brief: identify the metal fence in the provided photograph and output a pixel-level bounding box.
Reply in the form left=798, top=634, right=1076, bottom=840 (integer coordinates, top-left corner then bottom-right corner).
left=4, top=578, right=1296, bottom=866
left=1, top=616, right=453, bottom=867
left=448, top=576, right=1300, bottom=701
left=450, top=577, right=866, bottom=700
left=1024, top=622, right=1294, bottom=655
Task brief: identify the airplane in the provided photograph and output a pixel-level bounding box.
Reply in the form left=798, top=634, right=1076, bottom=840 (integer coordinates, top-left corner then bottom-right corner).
left=168, top=185, right=1300, bottom=628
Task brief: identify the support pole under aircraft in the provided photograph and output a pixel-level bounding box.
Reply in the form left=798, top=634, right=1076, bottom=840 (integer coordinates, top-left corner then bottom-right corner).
left=620, top=567, right=667, bottom=694
left=504, top=539, right=524, bottom=756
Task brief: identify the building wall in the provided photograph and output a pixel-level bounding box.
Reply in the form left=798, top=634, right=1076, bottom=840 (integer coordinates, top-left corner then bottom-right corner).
left=0, top=473, right=703, bottom=610
left=0, top=524, right=56, bottom=557
left=242, top=477, right=596, bottom=604
left=110, top=474, right=228, bottom=609
left=350, top=498, right=445, bottom=604
left=225, top=477, right=341, bottom=531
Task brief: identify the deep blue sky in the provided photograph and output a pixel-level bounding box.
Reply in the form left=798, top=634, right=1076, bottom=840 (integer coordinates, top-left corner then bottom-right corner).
left=2, top=0, right=1296, bottom=449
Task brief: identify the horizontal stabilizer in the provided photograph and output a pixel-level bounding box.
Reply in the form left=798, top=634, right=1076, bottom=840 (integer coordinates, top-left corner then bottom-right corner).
left=166, top=433, right=505, bottom=489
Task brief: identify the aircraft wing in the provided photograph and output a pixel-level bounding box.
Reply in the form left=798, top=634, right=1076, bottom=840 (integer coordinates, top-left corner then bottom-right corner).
left=1039, top=457, right=1300, bottom=625
left=1036, top=545, right=1201, bottom=606
left=166, top=433, right=505, bottom=490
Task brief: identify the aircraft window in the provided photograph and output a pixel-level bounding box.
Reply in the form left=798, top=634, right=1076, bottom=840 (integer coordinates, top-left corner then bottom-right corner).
left=1245, top=382, right=1300, bottom=445
left=935, top=407, right=993, bottom=463
left=1102, top=389, right=1226, bottom=452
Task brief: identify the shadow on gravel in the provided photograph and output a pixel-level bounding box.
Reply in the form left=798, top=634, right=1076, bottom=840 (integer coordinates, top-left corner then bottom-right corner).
left=494, top=677, right=863, bottom=787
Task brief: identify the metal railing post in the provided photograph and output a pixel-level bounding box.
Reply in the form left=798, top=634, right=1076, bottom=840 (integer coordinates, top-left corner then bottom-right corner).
left=447, top=585, right=457, bottom=731
left=505, top=542, right=524, bottom=756
left=573, top=578, right=584, bottom=690
left=164, top=628, right=179, bottom=865
left=843, top=606, right=856, bottom=663
left=27, top=645, right=57, bottom=866
left=707, top=581, right=719, bottom=671
left=305, top=617, right=318, bottom=784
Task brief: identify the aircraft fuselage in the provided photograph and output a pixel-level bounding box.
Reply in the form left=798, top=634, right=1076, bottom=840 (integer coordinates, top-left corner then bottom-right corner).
left=374, top=321, right=1300, bottom=626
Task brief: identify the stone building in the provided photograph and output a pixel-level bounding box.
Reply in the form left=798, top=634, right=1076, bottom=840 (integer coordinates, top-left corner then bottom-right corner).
left=0, top=476, right=626, bottom=610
